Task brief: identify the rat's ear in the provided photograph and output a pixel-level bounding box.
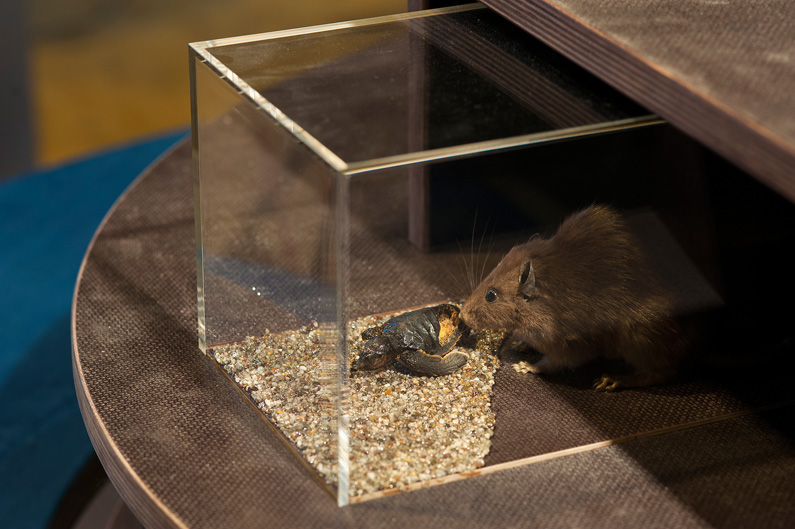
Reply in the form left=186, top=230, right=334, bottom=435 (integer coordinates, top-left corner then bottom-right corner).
left=519, top=260, right=536, bottom=297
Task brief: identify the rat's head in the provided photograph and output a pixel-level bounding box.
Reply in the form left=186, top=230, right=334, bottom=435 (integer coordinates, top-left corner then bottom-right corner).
left=460, top=243, right=538, bottom=333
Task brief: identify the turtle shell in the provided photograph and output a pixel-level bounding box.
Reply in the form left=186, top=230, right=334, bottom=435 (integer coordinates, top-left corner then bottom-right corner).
left=355, top=304, right=468, bottom=375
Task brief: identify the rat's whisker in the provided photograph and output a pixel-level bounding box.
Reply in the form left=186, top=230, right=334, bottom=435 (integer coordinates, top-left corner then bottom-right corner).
left=479, top=218, right=497, bottom=285
left=469, top=210, right=478, bottom=295
left=455, top=240, right=472, bottom=294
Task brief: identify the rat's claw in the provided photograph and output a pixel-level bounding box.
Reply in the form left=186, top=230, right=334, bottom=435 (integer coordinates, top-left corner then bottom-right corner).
left=593, top=375, right=622, bottom=392
left=513, top=361, right=541, bottom=374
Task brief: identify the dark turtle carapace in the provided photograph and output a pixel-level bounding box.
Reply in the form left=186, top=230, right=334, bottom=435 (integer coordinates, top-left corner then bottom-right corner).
left=354, top=304, right=469, bottom=376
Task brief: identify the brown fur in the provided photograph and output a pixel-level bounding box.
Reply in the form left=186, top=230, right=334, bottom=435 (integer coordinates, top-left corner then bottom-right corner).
left=460, top=205, right=687, bottom=390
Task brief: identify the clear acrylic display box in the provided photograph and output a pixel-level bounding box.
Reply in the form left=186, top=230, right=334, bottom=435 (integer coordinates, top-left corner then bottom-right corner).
left=189, top=4, right=682, bottom=506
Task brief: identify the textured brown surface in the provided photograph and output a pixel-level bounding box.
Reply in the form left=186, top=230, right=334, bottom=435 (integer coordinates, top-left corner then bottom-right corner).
left=73, top=140, right=795, bottom=528
left=480, top=0, right=795, bottom=203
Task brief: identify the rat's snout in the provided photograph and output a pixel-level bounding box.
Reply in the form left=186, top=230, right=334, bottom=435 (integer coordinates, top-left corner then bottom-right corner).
left=459, top=303, right=478, bottom=331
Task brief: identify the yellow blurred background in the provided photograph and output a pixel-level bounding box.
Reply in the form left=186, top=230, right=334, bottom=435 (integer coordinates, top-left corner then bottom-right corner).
left=27, top=0, right=406, bottom=167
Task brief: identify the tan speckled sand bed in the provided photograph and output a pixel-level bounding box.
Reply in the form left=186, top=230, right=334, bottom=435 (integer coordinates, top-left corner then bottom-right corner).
left=212, top=307, right=503, bottom=497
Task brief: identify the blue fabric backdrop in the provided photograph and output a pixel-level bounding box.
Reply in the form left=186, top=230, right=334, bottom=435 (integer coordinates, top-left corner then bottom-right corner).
left=0, top=130, right=188, bottom=529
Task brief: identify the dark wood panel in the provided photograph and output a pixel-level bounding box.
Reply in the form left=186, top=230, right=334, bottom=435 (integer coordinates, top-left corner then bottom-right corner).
left=480, top=0, right=795, bottom=203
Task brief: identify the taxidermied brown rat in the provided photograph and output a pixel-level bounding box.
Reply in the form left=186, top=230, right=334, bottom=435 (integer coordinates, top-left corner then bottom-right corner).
left=459, top=205, right=687, bottom=391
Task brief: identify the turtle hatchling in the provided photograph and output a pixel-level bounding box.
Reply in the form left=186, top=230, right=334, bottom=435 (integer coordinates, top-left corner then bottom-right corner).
left=354, top=303, right=469, bottom=376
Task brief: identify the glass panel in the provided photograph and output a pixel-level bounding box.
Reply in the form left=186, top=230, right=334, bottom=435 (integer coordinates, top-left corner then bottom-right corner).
left=189, top=5, right=795, bottom=509
left=192, top=55, right=344, bottom=500
left=338, top=122, right=732, bottom=498
left=198, top=6, right=650, bottom=168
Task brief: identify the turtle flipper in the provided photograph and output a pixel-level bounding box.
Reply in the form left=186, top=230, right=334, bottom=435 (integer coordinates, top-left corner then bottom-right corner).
left=397, top=349, right=469, bottom=376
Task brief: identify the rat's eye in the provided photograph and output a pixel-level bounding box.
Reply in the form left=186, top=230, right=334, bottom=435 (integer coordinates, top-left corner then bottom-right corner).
left=485, top=290, right=498, bottom=303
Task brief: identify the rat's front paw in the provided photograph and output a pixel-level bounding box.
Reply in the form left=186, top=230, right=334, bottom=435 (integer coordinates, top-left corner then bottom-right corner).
left=593, top=374, right=622, bottom=392
left=512, top=361, right=543, bottom=374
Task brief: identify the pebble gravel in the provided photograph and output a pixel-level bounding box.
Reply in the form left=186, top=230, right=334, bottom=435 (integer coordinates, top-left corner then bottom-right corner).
left=211, top=307, right=503, bottom=498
